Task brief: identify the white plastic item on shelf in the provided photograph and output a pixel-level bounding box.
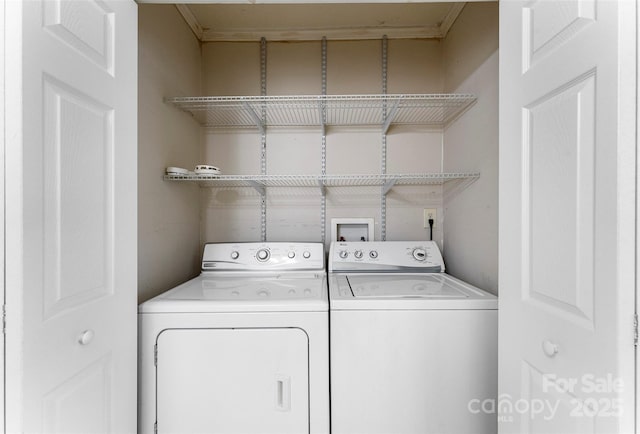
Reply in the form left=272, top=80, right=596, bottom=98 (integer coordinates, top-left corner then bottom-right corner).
left=166, top=166, right=193, bottom=176
left=195, top=165, right=221, bottom=175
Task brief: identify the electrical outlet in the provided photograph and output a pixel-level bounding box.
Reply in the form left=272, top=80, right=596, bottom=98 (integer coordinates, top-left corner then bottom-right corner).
left=423, top=208, right=436, bottom=228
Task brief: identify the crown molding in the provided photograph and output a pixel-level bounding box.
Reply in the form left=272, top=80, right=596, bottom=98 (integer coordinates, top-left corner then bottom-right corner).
left=175, top=2, right=466, bottom=42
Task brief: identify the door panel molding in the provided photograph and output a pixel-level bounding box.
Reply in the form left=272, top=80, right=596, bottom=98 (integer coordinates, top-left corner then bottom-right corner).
left=43, top=0, right=115, bottom=75
left=522, top=0, right=596, bottom=73
left=521, top=70, right=596, bottom=329
left=42, top=74, right=115, bottom=320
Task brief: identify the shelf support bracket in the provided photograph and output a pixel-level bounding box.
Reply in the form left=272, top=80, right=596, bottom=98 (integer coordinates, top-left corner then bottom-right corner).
left=317, top=99, right=326, bottom=136
left=242, top=102, right=265, bottom=135
left=247, top=180, right=266, bottom=197
left=382, top=179, right=396, bottom=196
left=317, top=179, right=326, bottom=196
left=382, top=97, right=402, bottom=135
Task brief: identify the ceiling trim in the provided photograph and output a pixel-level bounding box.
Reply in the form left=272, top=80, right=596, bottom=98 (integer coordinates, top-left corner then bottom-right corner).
left=201, top=26, right=445, bottom=42
left=175, top=4, right=204, bottom=40
left=175, top=2, right=467, bottom=42
left=439, top=2, right=466, bottom=38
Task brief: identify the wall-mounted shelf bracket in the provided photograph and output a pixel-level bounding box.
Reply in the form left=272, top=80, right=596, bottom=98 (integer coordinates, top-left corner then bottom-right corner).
left=317, top=99, right=326, bottom=135
left=247, top=180, right=266, bottom=196
left=382, top=179, right=396, bottom=195
left=382, top=98, right=402, bottom=135
left=242, top=102, right=266, bottom=135
left=317, top=180, right=327, bottom=196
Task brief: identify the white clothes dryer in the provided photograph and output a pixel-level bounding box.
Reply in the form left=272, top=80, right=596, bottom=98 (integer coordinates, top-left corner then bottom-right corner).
left=329, top=241, right=498, bottom=434
left=139, top=242, right=329, bottom=434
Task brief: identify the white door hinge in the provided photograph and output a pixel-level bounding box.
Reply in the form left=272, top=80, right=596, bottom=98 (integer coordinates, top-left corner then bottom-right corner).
left=154, top=344, right=158, bottom=366
left=634, top=313, right=638, bottom=346
left=154, top=421, right=158, bottom=434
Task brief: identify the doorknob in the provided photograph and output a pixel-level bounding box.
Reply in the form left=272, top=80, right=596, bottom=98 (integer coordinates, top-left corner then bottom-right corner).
left=542, top=340, right=559, bottom=357
left=77, top=329, right=95, bottom=345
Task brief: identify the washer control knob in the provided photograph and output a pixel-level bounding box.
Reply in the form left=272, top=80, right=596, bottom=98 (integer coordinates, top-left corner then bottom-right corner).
left=369, top=250, right=378, bottom=259
left=230, top=251, right=240, bottom=260
left=288, top=251, right=296, bottom=259
left=412, top=248, right=427, bottom=261
left=354, top=250, right=363, bottom=259
left=256, top=248, right=270, bottom=262
left=303, top=251, right=311, bottom=259
left=339, top=250, right=349, bottom=259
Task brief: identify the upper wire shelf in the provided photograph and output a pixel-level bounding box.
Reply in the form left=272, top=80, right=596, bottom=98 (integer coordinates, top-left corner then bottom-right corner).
left=165, top=94, right=477, bottom=133
left=164, top=172, right=480, bottom=195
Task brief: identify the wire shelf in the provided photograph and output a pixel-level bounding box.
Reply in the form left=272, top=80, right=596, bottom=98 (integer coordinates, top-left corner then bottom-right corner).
left=164, top=172, right=480, bottom=190
left=166, top=94, right=476, bottom=131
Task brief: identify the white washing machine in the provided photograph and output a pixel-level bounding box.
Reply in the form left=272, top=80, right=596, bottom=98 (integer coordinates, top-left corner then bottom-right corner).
left=139, top=242, right=329, bottom=434
left=329, top=241, right=498, bottom=434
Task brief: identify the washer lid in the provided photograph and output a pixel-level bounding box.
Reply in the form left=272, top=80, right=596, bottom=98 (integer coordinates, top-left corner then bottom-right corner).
left=329, top=273, right=497, bottom=310
left=348, top=275, right=468, bottom=298
left=139, top=273, right=328, bottom=313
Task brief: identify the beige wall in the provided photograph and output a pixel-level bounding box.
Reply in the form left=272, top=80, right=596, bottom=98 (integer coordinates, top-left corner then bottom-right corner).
left=200, top=39, right=445, bottom=247
left=443, top=2, right=499, bottom=93
left=138, top=4, right=202, bottom=302
left=443, top=2, right=499, bottom=294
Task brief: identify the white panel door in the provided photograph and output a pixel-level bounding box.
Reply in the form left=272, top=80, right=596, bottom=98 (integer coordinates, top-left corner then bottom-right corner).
left=499, top=1, right=636, bottom=433
left=157, top=328, right=310, bottom=434
left=4, top=0, right=137, bottom=432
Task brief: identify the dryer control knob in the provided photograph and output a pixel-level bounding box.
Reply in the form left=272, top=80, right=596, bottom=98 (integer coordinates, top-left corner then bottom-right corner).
left=288, top=251, right=296, bottom=259
left=412, top=248, right=427, bottom=261
left=354, top=250, right=363, bottom=259
left=369, top=250, right=378, bottom=259
left=339, top=250, right=349, bottom=259
left=230, top=251, right=240, bottom=260
left=303, top=251, right=311, bottom=259
left=256, top=248, right=270, bottom=262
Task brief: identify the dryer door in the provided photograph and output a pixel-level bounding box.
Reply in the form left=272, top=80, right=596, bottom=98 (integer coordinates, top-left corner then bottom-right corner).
left=156, top=328, right=309, bottom=434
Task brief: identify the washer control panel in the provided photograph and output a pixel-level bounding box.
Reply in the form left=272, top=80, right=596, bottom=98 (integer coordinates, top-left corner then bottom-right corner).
left=202, top=242, right=324, bottom=271
left=329, top=241, right=445, bottom=272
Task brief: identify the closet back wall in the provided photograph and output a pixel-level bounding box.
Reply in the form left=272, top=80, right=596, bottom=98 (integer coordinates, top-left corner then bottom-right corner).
left=201, top=39, right=445, bottom=245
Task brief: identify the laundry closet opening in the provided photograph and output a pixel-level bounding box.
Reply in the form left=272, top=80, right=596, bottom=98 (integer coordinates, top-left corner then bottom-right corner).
left=137, top=2, right=499, bottom=303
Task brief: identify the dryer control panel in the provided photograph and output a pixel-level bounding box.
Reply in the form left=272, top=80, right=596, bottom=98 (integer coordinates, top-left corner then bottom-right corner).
left=329, top=241, right=445, bottom=273
left=202, top=242, right=324, bottom=271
